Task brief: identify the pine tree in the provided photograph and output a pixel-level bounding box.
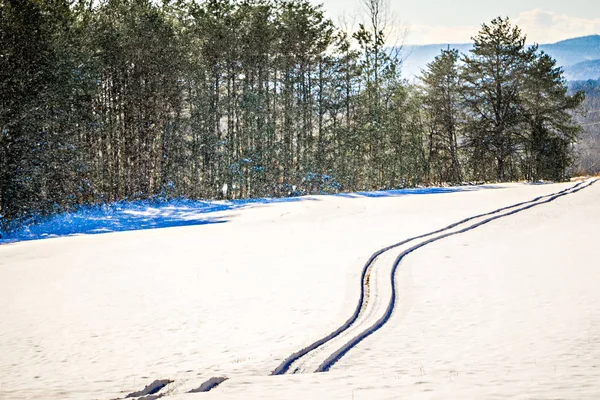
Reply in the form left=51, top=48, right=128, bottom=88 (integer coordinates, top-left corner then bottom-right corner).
left=461, top=17, right=531, bottom=182
left=5, top=2, right=588, bottom=232
left=521, top=52, right=584, bottom=180
left=85, top=0, right=186, bottom=200
left=420, top=48, right=463, bottom=184
left=0, top=0, right=85, bottom=230
left=352, top=0, right=406, bottom=189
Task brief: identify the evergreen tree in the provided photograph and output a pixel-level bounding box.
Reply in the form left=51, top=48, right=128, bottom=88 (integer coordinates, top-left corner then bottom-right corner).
left=521, top=52, right=584, bottom=180
left=85, top=0, right=186, bottom=200
left=420, top=48, right=463, bottom=183
left=0, top=0, right=86, bottom=230
left=461, top=17, right=531, bottom=181
left=352, top=0, right=407, bottom=189
left=1, top=3, right=588, bottom=232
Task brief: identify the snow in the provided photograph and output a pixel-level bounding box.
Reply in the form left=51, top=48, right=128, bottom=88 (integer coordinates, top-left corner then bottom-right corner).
left=0, top=186, right=483, bottom=244
left=0, top=196, right=314, bottom=244
left=1, top=181, right=599, bottom=399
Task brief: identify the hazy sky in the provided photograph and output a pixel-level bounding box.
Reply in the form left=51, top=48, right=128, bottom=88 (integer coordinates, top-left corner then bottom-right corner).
left=317, top=0, right=600, bottom=44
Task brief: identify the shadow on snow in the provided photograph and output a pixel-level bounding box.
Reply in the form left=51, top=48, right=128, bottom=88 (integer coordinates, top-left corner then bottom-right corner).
left=0, top=184, right=496, bottom=244
left=334, top=185, right=498, bottom=198
left=0, top=196, right=312, bottom=244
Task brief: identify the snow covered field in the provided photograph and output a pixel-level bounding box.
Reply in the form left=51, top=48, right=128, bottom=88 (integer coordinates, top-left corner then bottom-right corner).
left=1, top=180, right=599, bottom=399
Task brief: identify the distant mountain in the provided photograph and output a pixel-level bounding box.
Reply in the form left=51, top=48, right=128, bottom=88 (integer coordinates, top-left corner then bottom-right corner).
left=401, top=43, right=472, bottom=79
left=400, top=34, right=600, bottom=81
left=563, top=59, right=600, bottom=81
left=540, top=35, right=600, bottom=67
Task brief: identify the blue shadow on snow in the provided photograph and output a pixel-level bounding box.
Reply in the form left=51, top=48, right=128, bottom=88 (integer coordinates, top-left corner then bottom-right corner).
left=0, top=184, right=496, bottom=244
left=0, top=196, right=312, bottom=244
left=334, top=185, right=497, bottom=198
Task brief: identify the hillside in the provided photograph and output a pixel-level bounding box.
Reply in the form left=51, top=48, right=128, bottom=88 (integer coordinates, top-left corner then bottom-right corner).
left=569, top=79, right=600, bottom=174
left=2, top=180, right=599, bottom=399
left=402, top=43, right=472, bottom=79
left=563, top=59, right=600, bottom=81
left=541, top=35, right=600, bottom=66
left=401, top=34, right=600, bottom=80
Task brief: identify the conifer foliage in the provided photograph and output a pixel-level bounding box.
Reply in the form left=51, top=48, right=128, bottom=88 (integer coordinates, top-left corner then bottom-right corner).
left=0, top=2, right=585, bottom=231
left=421, top=17, right=584, bottom=183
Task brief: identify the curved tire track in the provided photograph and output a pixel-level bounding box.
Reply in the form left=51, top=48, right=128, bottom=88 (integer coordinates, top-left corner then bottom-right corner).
left=271, top=180, right=593, bottom=375
left=121, top=181, right=593, bottom=399
left=316, top=179, right=595, bottom=372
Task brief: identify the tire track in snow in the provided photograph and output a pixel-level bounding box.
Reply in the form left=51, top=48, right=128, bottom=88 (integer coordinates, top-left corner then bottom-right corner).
left=188, top=377, right=229, bottom=393
left=315, top=179, right=596, bottom=372
left=271, top=179, right=593, bottom=375
left=113, top=180, right=593, bottom=398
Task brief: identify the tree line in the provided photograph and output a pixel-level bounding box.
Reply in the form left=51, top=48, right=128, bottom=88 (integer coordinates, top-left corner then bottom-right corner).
left=0, top=0, right=585, bottom=231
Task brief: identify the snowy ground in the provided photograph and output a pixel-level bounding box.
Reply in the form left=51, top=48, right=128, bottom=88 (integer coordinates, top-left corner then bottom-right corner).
left=1, top=181, right=599, bottom=399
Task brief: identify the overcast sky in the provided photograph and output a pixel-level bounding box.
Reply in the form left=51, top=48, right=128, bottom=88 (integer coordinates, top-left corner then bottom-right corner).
left=317, top=0, right=600, bottom=45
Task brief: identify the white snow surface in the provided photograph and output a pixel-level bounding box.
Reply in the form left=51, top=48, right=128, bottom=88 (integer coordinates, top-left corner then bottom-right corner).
left=1, top=181, right=599, bottom=399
